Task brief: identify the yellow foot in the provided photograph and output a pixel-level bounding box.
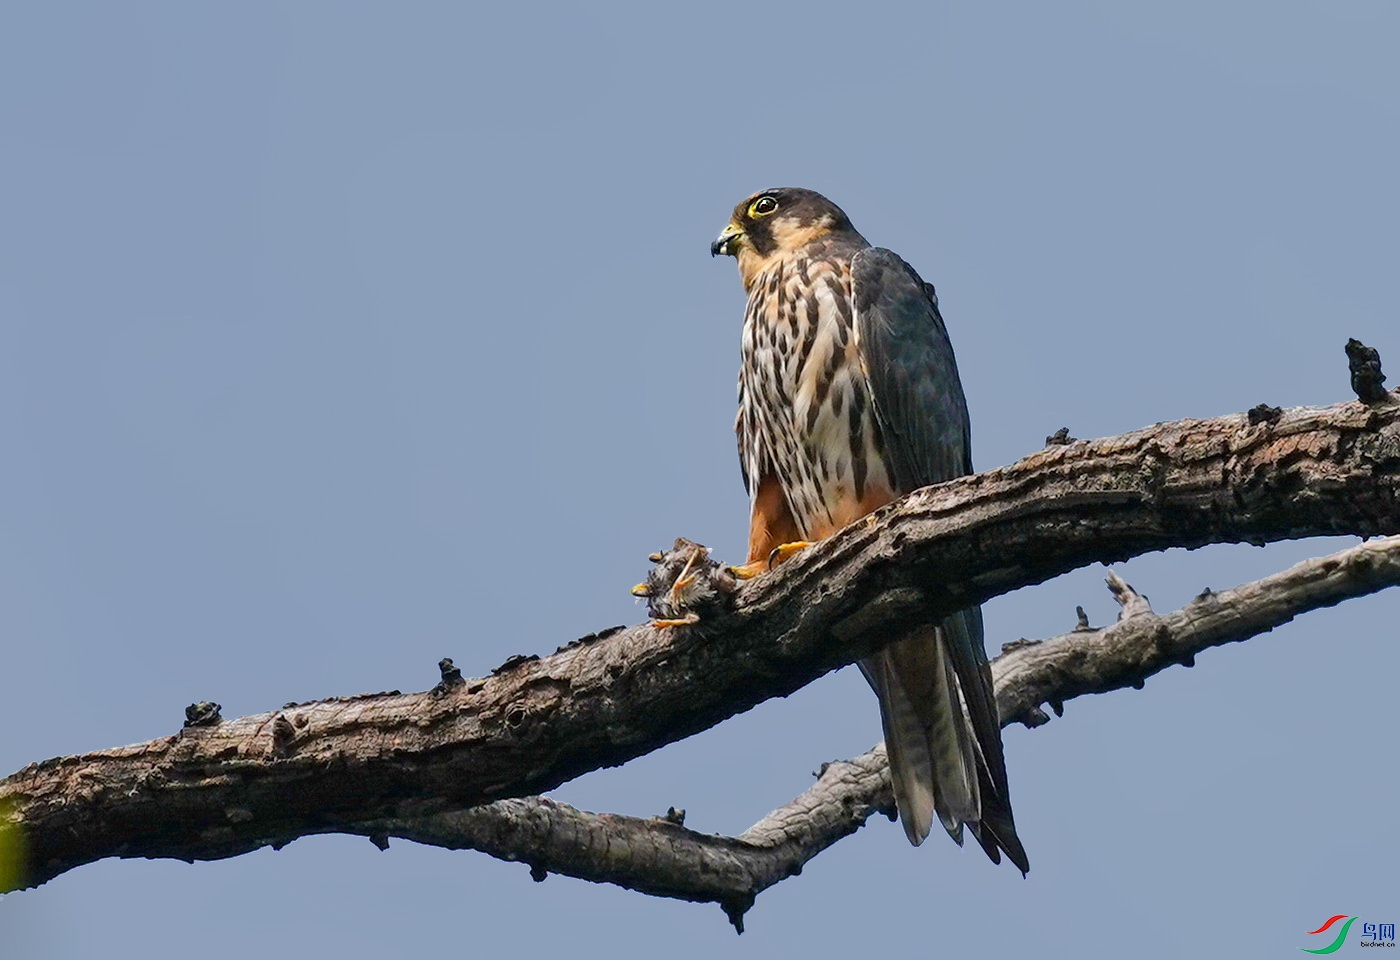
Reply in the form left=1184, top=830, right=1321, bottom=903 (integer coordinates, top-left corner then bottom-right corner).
left=767, top=541, right=813, bottom=566
left=727, top=541, right=815, bottom=579
left=727, top=560, right=767, bottom=580
left=651, top=612, right=701, bottom=628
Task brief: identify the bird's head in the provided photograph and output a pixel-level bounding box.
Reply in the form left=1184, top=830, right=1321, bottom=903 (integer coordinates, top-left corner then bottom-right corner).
left=711, top=188, right=859, bottom=288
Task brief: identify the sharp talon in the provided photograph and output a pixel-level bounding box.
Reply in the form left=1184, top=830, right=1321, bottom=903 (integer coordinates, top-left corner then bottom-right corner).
left=651, top=613, right=700, bottom=628
left=766, top=541, right=813, bottom=568
left=631, top=583, right=651, bottom=597
left=730, top=541, right=810, bottom=580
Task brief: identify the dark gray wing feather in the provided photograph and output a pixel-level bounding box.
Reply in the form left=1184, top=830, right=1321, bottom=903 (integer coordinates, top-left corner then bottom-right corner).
left=851, top=247, right=972, bottom=490
left=852, top=247, right=1028, bottom=874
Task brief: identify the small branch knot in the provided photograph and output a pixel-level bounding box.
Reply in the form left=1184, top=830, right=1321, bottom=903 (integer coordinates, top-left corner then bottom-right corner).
left=271, top=715, right=297, bottom=756
left=492, top=654, right=540, bottom=677
left=1000, top=638, right=1041, bottom=654
left=183, top=702, right=222, bottom=728
left=1106, top=570, right=1153, bottom=619
left=1247, top=403, right=1282, bottom=425
left=555, top=625, right=625, bottom=653
left=721, top=893, right=755, bottom=935
left=434, top=658, right=465, bottom=694
left=1346, top=338, right=1388, bottom=403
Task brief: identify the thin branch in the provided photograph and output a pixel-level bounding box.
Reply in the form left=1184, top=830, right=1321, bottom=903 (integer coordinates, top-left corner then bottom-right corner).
left=990, top=535, right=1400, bottom=726
left=347, top=535, right=1400, bottom=931
left=1, top=392, right=1398, bottom=893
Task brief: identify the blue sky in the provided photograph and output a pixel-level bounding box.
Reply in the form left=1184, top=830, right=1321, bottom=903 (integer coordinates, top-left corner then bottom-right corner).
left=1, top=3, right=1396, bottom=957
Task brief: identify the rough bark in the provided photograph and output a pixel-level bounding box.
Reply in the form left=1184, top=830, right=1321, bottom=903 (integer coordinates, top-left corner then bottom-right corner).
left=348, top=535, right=1400, bottom=931
left=1, top=390, right=1397, bottom=897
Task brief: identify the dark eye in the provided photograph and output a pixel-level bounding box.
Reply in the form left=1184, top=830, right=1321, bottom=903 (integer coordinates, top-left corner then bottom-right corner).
left=749, top=196, right=779, bottom=217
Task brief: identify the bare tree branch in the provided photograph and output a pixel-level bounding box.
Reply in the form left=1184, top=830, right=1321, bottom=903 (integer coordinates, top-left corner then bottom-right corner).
left=1, top=390, right=1397, bottom=896
left=352, top=750, right=894, bottom=936
left=347, top=535, right=1400, bottom=931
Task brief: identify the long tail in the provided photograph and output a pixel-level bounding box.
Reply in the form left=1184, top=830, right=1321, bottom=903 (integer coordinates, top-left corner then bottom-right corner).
left=859, top=608, right=1029, bottom=874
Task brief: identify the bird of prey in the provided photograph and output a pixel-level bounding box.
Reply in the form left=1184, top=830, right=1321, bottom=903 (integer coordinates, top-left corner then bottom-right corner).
left=711, top=188, right=1028, bottom=872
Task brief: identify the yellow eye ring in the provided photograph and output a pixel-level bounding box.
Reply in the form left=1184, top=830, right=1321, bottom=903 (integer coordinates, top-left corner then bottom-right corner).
left=748, top=196, right=779, bottom=218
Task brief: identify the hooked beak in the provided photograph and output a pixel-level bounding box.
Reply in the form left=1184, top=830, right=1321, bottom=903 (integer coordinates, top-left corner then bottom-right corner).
left=711, top=222, right=744, bottom=258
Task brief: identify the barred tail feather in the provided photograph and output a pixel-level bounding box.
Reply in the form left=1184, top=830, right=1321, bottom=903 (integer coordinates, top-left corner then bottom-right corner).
left=860, top=610, right=1029, bottom=873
